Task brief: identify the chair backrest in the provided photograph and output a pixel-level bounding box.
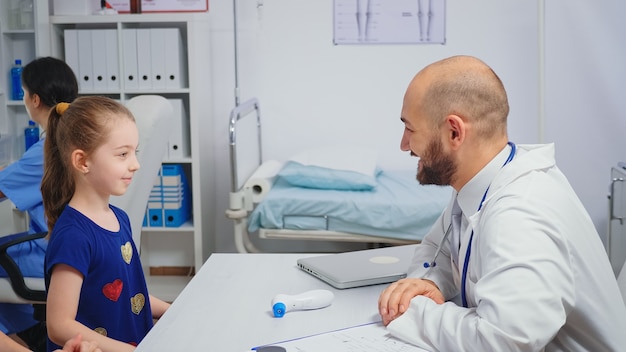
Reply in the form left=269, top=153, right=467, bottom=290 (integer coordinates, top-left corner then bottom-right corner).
left=110, top=95, right=173, bottom=251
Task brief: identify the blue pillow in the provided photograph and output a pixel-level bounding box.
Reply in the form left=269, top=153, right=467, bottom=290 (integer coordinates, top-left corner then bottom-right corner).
left=278, top=161, right=378, bottom=191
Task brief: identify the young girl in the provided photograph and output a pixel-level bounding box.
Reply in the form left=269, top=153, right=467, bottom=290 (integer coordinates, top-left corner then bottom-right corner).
left=41, top=96, right=170, bottom=352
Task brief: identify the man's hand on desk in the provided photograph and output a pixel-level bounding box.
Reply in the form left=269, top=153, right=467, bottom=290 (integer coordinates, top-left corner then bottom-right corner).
left=378, top=278, right=445, bottom=326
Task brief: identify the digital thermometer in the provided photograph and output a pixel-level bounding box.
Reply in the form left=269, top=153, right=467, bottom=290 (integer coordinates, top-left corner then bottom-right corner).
left=271, top=289, right=334, bottom=318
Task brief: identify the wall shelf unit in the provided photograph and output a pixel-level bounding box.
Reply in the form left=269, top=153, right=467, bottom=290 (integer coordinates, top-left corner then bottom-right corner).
left=0, top=0, right=48, bottom=164
left=1, top=3, right=215, bottom=301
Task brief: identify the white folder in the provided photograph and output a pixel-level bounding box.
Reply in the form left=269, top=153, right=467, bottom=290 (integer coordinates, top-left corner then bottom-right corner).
left=77, top=30, right=94, bottom=91
left=91, top=29, right=107, bottom=91
left=104, top=29, right=120, bottom=90
left=63, top=29, right=80, bottom=82
left=136, top=28, right=152, bottom=90
left=122, top=29, right=139, bottom=90
left=163, top=28, right=186, bottom=89
left=166, top=99, right=190, bottom=159
left=150, top=28, right=166, bottom=90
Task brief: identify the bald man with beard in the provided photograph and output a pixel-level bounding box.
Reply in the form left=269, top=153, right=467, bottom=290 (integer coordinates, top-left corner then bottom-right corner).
left=378, top=55, right=626, bottom=351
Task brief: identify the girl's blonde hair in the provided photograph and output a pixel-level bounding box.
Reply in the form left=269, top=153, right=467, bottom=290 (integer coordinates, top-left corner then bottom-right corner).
left=41, top=96, right=135, bottom=235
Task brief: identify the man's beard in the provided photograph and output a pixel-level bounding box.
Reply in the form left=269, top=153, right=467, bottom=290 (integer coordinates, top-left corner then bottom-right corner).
left=416, top=138, right=456, bottom=186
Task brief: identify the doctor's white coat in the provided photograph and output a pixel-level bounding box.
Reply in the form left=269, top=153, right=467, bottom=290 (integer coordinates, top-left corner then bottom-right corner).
left=388, top=144, right=626, bottom=351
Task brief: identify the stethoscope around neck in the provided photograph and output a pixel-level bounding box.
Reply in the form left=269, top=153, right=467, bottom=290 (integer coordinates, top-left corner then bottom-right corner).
left=422, top=141, right=516, bottom=308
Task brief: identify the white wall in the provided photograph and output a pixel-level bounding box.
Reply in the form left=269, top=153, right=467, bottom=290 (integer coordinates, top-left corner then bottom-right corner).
left=209, top=0, right=624, bottom=253
left=543, top=0, right=626, bottom=245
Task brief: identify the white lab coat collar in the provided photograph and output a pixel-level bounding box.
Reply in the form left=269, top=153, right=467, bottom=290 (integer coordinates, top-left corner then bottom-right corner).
left=456, top=142, right=515, bottom=218
left=456, top=143, right=555, bottom=218
left=484, top=143, right=556, bottom=208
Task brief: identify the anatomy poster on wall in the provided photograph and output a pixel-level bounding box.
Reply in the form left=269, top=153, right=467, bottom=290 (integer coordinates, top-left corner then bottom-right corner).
left=333, top=0, right=446, bottom=45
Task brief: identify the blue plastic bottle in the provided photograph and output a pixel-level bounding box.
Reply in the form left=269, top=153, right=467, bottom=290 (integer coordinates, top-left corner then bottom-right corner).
left=24, top=120, right=39, bottom=151
left=11, top=59, right=24, bottom=100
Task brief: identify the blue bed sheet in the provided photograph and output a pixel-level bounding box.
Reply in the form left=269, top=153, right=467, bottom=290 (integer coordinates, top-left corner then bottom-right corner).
left=248, top=170, right=453, bottom=241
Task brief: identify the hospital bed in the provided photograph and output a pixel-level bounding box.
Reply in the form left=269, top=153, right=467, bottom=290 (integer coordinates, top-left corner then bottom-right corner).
left=226, top=99, right=452, bottom=253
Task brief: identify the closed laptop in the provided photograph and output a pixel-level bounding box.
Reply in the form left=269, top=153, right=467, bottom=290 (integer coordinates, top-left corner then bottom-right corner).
left=297, top=245, right=417, bottom=289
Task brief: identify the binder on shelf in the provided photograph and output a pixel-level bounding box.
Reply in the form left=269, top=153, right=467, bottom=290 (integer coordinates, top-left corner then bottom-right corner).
left=104, top=29, right=120, bottom=90
left=164, top=198, right=190, bottom=227
left=161, top=164, right=185, bottom=176
left=122, top=29, right=139, bottom=90
left=143, top=164, right=191, bottom=228
left=145, top=174, right=162, bottom=226
left=142, top=210, right=148, bottom=227
left=164, top=164, right=191, bottom=227
left=161, top=177, right=182, bottom=189
left=163, top=28, right=186, bottom=89
left=148, top=205, right=164, bottom=227
left=63, top=29, right=80, bottom=82
left=77, top=30, right=94, bottom=91
left=150, top=28, right=167, bottom=90
left=136, top=28, right=152, bottom=90
left=166, top=99, right=190, bottom=159
left=158, top=186, right=183, bottom=200
left=91, top=29, right=107, bottom=91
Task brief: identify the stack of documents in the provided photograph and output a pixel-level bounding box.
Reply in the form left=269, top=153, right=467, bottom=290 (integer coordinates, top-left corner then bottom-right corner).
left=143, top=164, right=191, bottom=228
left=250, top=322, right=428, bottom=351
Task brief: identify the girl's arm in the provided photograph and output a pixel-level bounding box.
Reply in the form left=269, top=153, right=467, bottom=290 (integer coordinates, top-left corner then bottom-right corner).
left=0, top=331, right=30, bottom=352
left=47, top=264, right=135, bottom=352
left=149, top=295, right=170, bottom=319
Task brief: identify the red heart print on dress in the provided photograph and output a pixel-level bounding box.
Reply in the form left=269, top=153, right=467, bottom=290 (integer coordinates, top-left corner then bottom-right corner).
left=102, top=279, right=123, bottom=302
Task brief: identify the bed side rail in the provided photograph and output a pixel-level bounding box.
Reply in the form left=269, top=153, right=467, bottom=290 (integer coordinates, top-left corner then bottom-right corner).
left=229, top=98, right=262, bottom=194
left=226, top=98, right=262, bottom=253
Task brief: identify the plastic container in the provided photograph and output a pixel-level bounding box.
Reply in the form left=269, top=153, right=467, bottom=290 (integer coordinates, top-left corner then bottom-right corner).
left=11, top=59, right=24, bottom=101
left=24, top=120, right=39, bottom=151
left=10, top=0, right=33, bottom=29
left=19, top=0, right=34, bottom=29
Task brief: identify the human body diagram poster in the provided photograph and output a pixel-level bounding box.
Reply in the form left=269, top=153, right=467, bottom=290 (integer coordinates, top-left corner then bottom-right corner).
left=333, top=0, right=446, bottom=45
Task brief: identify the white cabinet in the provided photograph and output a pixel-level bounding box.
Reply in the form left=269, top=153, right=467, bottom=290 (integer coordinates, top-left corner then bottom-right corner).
left=47, top=12, right=215, bottom=300
left=0, top=2, right=214, bottom=301
left=49, top=13, right=214, bottom=300
left=0, top=0, right=49, bottom=165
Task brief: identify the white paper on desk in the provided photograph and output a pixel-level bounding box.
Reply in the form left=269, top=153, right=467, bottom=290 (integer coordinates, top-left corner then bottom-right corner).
left=252, top=321, right=428, bottom=352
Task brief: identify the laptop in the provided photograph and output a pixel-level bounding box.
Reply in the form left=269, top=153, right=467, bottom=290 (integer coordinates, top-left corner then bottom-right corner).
left=296, top=244, right=418, bottom=289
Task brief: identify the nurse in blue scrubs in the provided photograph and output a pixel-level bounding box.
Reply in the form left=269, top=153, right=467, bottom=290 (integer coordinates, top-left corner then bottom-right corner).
left=0, top=57, right=78, bottom=351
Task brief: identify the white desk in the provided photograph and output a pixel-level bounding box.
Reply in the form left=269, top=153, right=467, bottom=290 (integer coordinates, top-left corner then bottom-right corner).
left=136, top=253, right=390, bottom=351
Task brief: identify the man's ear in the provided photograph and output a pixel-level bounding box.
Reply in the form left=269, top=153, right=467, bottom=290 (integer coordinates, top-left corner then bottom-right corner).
left=71, top=149, right=89, bottom=175
left=445, top=114, right=465, bottom=148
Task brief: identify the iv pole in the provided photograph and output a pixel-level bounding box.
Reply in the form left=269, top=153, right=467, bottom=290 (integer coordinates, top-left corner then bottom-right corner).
left=233, top=0, right=241, bottom=107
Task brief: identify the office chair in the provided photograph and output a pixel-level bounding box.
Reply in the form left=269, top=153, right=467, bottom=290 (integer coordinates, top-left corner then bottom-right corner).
left=111, top=95, right=173, bottom=250
left=0, top=94, right=172, bottom=310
